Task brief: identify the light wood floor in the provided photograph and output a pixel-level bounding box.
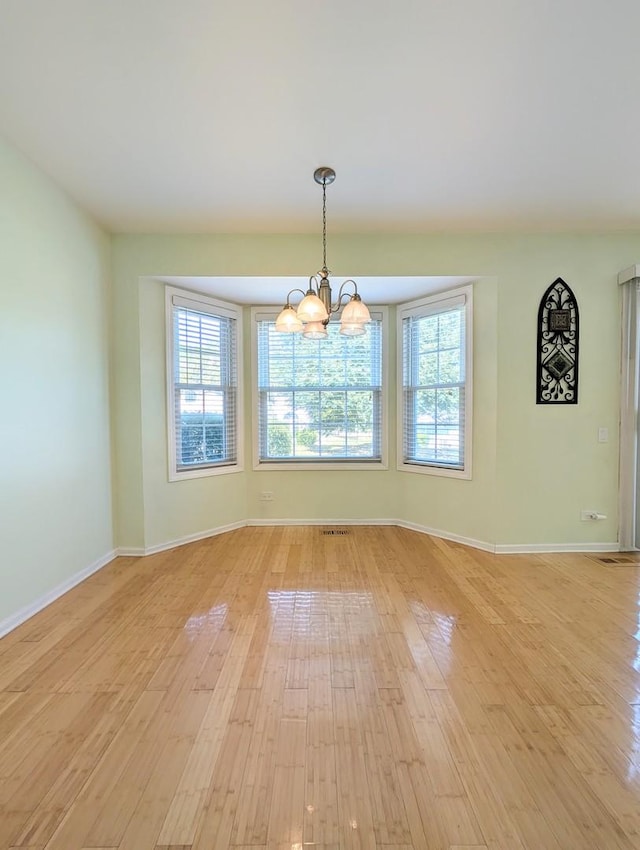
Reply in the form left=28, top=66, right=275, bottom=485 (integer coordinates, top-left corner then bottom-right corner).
left=1, top=526, right=640, bottom=849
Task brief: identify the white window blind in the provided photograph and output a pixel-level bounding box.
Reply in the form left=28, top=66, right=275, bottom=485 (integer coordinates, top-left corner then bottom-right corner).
left=401, top=291, right=469, bottom=471
left=256, top=317, right=383, bottom=462
left=169, top=293, right=239, bottom=474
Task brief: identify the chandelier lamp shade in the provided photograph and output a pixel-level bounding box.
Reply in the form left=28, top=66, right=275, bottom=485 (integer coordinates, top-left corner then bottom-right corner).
left=275, top=167, right=371, bottom=338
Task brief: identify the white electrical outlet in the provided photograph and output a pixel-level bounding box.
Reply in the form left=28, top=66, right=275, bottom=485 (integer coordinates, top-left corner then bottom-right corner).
left=260, top=491, right=274, bottom=501
left=581, top=510, right=607, bottom=521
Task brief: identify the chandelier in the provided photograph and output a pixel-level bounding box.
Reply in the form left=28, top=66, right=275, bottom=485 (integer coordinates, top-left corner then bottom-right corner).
left=275, top=167, right=371, bottom=339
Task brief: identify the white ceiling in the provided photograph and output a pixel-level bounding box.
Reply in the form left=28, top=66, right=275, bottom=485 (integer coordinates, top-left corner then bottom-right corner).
left=1, top=0, right=640, bottom=234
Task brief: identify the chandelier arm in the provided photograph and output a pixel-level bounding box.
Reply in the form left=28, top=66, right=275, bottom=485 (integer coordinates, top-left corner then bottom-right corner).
left=329, top=291, right=355, bottom=315
left=308, top=274, right=322, bottom=294
left=340, top=279, right=359, bottom=294
left=284, top=287, right=308, bottom=305
left=329, top=279, right=359, bottom=314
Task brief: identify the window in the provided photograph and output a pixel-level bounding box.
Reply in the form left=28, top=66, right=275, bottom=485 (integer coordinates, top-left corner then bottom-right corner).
left=166, top=287, right=242, bottom=480
left=398, top=285, right=472, bottom=478
left=254, top=310, right=386, bottom=467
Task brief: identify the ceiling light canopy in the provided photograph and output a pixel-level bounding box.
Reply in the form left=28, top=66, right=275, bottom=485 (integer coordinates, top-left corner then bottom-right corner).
left=275, top=167, right=370, bottom=338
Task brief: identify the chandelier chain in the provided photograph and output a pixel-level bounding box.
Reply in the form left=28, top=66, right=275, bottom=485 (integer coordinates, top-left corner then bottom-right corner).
left=274, top=167, right=368, bottom=339
left=322, top=178, right=327, bottom=272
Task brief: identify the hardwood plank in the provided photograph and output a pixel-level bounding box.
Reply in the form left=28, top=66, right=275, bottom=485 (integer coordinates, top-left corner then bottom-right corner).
left=0, top=526, right=638, bottom=850
left=191, top=688, right=259, bottom=850
left=230, top=664, right=287, bottom=844
left=267, top=716, right=306, bottom=844
left=398, top=669, right=465, bottom=797
left=11, top=677, right=157, bottom=845
left=304, top=636, right=340, bottom=846
left=156, top=617, right=255, bottom=846
left=448, top=846, right=488, bottom=850
left=5, top=692, right=114, bottom=846
left=116, top=690, right=212, bottom=850
left=154, top=846, right=192, bottom=850
left=333, top=686, right=377, bottom=849
left=43, top=689, right=166, bottom=849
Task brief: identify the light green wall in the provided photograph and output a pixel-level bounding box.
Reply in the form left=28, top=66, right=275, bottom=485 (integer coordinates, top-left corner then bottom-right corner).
left=244, top=302, right=401, bottom=524
left=113, top=231, right=638, bottom=550
left=111, top=235, right=313, bottom=550
left=494, top=239, right=627, bottom=545
left=0, top=136, right=113, bottom=623
left=139, top=278, right=247, bottom=546
left=3, top=129, right=634, bottom=632
left=397, top=278, right=499, bottom=545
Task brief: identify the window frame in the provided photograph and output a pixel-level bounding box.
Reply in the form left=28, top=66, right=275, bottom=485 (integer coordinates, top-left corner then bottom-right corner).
left=397, top=284, right=473, bottom=479
left=165, top=286, right=243, bottom=481
left=251, top=306, right=388, bottom=471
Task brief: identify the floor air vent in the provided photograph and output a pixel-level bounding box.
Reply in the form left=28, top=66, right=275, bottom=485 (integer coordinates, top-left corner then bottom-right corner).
left=322, top=529, right=350, bottom=535
left=597, top=556, right=640, bottom=566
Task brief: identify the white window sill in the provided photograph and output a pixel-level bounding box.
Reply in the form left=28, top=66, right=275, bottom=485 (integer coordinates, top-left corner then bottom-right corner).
left=254, top=460, right=388, bottom=472
left=398, top=461, right=471, bottom=480
left=169, top=463, right=243, bottom=482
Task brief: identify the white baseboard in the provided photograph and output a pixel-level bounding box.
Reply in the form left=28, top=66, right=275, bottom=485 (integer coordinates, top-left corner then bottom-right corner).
left=115, top=546, right=147, bottom=557
left=118, top=518, right=621, bottom=558
left=247, top=519, right=619, bottom=555
left=0, top=549, right=117, bottom=640
left=247, top=517, right=397, bottom=527
left=495, top=541, right=620, bottom=554
left=395, top=519, right=496, bottom=553
left=117, top=520, right=247, bottom=557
